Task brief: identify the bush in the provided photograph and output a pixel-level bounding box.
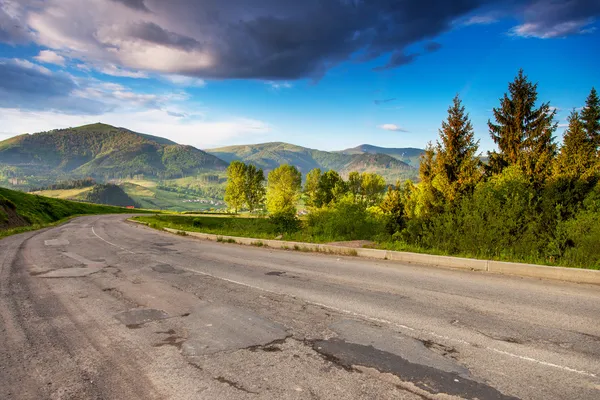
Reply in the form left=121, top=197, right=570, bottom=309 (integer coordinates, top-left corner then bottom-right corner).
left=269, top=212, right=301, bottom=234
left=306, top=197, right=386, bottom=241
left=192, top=218, right=203, bottom=227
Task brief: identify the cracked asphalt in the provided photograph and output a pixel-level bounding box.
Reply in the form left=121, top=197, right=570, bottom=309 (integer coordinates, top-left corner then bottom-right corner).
left=1, top=215, right=599, bottom=399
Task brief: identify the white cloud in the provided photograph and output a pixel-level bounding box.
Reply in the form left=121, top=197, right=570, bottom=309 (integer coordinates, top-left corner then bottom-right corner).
left=34, top=50, right=66, bottom=66
left=463, top=15, right=497, bottom=26
left=164, top=74, right=206, bottom=87
left=378, top=123, right=408, bottom=132
left=267, top=81, right=293, bottom=90
left=100, top=64, right=148, bottom=78
left=11, top=58, right=51, bottom=75
left=0, top=108, right=272, bottom=149
left=510, top=20, right=595, bottom=39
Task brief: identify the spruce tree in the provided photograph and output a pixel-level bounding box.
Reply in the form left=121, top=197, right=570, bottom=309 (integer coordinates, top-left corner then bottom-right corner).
left=435, top=95, right=481, bottom=200
left=488, top=69, right=557, bottom=180
left=554, top=110, right=596, bottom=178
left=580, top=87, right=600, bottom=151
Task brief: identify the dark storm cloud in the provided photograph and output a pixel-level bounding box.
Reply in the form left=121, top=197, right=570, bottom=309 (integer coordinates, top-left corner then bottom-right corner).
left=0, top=61, right=111, bottom=114
left=127, top=22, right=201, bottom=51
left=109, top=0, right=149, bottom=12
left=2, top=0, right=600, bottom=80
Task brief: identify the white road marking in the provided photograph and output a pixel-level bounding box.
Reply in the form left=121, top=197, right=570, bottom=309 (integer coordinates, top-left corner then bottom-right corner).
left=95, top=225, right=598, bottom=379
left=91, top=226, right=136, bottom=254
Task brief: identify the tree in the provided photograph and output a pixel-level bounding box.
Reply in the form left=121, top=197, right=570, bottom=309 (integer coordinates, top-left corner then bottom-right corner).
left=224, top=161, right=247, bottom=213
left=488, top=69, right=557, bottom=180
left=304, top=168, right=322, bottom=208
left=581, top=87, right=600, bottom=151
left=304, top=169, right=345, bottom=208
left=554, top=110, right=597, bottom=178
left=266, top=164, right=302, bottom=216
left=435, top=95, right=481, bottom=201
left=347, top=171, right=362, bottom=202
left=244, top=164, right=266, bottom=212
left=360, top=172, right=386, bottom=206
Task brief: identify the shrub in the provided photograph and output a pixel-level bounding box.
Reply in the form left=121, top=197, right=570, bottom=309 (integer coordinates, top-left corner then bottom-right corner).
left=269, top=212, right=301, bottom=234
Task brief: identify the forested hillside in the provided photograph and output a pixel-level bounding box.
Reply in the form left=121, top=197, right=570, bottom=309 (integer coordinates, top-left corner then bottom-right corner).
left=0, top=123, right=227, bottom=181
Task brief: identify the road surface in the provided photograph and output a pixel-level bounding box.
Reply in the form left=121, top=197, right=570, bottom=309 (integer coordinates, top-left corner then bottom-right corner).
left=1, top=215, right=599, bottom=399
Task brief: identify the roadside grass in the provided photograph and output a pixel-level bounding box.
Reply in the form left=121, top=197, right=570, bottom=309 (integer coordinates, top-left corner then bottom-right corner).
left=133, top=214, right=600, bottom=270
left=0, top=187, right=154, bottom=239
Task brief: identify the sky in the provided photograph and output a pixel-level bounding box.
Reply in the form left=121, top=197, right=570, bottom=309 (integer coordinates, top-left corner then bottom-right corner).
left=0, top=0, right=598, bottom=152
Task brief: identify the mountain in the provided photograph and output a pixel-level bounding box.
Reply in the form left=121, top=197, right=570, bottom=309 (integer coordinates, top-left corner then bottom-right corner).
left=206, top=142, right=418, bottom=182
left=0, top=123, right=227, bottom=180
left=339, top=144, right=424, bottom=167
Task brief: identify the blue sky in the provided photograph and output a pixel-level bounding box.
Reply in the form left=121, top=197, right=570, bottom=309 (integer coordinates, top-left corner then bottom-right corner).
left=0, top=0, right=598, bottom=152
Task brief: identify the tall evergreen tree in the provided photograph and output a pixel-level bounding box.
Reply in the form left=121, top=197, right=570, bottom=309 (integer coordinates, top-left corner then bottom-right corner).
left=435, top=95, right=481, bottom=201
left=487, top=69, right=557, bottom=180
left=554, top=110, right=597, bottom=178
left=580, top=87, right=600, bottom=151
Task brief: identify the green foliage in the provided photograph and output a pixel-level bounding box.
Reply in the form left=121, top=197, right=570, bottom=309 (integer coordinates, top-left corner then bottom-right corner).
left=487, top=69, right=557, bottom=182
left=266, top=164, right=302, bottom=215
left=434, top=95, right=482, bottom=202
left=269, top=212, right=301, bottom=234
left=224, top=161, right=266, bottom=213
left=306, top=196, right=386, bottom=241
left=580, top=87, right=600, bottom=150
left=244, top=164, right=266, bottom=212
left=553, top=110, right=597, bottom=179
left=224, top=161, right=248, bottom=213
left=83, top=184, right=138, bottom=207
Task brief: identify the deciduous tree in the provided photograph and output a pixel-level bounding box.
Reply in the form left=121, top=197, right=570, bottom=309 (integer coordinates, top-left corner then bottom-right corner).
left=266, top=164, right=302, bottom=216
left=244, top=164, right=266, bottom=212
left=224, top=161, right=247, bottom=213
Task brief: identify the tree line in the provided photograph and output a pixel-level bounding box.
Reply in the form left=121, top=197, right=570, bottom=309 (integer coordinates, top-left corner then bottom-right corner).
left=224, top=70, right=600, bottom=268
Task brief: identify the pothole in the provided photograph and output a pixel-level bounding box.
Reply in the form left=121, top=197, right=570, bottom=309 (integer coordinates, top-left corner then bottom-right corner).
left=114, top=308, right=169, bottom=329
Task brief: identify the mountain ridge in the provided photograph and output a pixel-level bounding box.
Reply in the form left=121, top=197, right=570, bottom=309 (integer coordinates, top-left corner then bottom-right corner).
left=206, top=142, right=420, bottom=182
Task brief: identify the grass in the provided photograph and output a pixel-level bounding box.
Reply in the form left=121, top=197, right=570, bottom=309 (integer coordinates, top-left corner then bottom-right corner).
left=33, top=187, right=94, bottom=200
left=133, top=214, right=600, bottom=270
left=133, top=215, right=318, bottom=242
left=0, top=187, right=152, bottom=239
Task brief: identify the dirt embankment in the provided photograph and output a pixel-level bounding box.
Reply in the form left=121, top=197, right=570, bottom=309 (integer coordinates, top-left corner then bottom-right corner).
left=0, top=199, right=29, bottom=230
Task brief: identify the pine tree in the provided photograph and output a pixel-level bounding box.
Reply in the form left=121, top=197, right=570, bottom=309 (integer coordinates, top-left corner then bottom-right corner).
left=488, top=69, right=557, bottom=180
left=554, top=110, right=597, bottom=178
left=580, top=87, right=600, bottom=151
left=435, top=95, right=481, bottom=201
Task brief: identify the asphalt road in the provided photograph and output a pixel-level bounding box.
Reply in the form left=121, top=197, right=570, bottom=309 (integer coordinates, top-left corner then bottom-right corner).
left=1, top=215, right=599, bottom=400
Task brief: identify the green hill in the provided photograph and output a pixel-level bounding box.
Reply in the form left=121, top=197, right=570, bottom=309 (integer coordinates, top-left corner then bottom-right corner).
left=0, top=186, right=137, bottom=238
left=0, top=123, right=228, bottom=181
left=206, top=142, right=418, bottom=182
left=339, top=144, right=424, bottom=167
left=82, top=184, right=138, bottom=208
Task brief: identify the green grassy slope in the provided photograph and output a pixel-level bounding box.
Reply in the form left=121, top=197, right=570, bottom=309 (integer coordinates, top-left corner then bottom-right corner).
left=0, top=123, right=228, bottom=181
left=206, top=142, right=418, bottom=182
left=0, top=187, right=139, bottom=238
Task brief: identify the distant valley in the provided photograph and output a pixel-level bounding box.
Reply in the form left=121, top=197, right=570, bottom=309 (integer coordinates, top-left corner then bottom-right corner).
left=0, top=123, right=424, bottom=211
